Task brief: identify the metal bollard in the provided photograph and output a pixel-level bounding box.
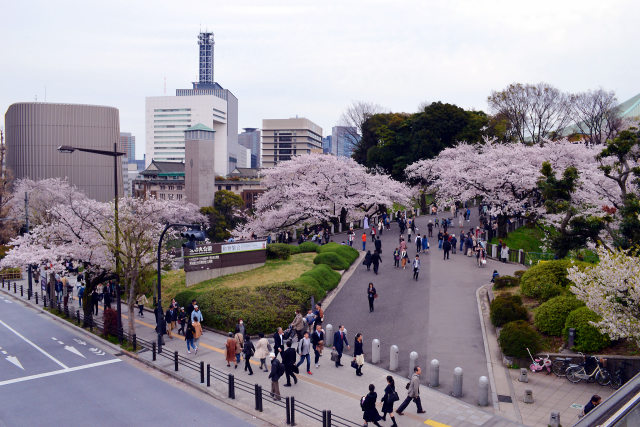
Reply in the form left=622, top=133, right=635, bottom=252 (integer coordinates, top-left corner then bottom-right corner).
left=228, top=374, right=235, bottom=399
left=290, top=396, right=296, bottom=426
left=524, top=389, right=534, bottom=404
left=549, top=411, right=560, bottom=427
left=20, top=285, right=23, bottom=297
left=207, top=364, right=211, bottom=387
left=35, top=292, right=38, bottom=304
left=519, top=368, right=528, bottom=382
left=14, top=283, right=17, bottom=293
left=28, top=288, right=31, bottom=300
left=77, top=310, right=81, bottom=325
left=200, top=361, right=205, bottom=383
left=152, top=342, right=156, bottom=361
left=325, top=324, right=334, bottom=347
left=174, top=351, right=179, bottom=371
left=429, top=359, right=440, bottom=387
left=255, top=384, right=263, bottom=411
left=452, top=367, right=463, bottom=397
left=478, top=376, right=489, bottom=406
left=286, top=397, right=291, bottom=425
left=408, top=351, right=419, bottom=378
left=389, top=345, right=399, bottom=371
left=371, top=339, right=380, bottom=364
left=43, top=295, right=47, bottom=308
left=132, top=334, right=137, bottom=351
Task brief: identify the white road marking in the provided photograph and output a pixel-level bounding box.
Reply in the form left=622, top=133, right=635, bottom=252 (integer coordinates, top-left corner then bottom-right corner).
left=57, top=341, right=63, bottom=345
left=0, top=359, right=121, bottom=387
left=64, top=345, right=85, bottom=358
left=0, top=320, right=68, bottom=369
left=73, top=339, right=86, bottom=346
left=89, top=348, right=105, bottom=356
left=6, top=356, right=24, bottom=370
left=1, top=351, right=7, bottom=355
left=51, top=337, right=57, bottom=341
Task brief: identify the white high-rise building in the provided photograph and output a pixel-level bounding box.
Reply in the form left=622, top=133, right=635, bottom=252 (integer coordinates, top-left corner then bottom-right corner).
left=145, top=32, right=244, bottom=175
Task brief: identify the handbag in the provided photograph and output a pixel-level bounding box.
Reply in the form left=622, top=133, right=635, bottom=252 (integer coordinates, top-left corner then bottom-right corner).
left=374, top=293, right=378, bottom=299
left=350, top=359, right=358, bottom=369
left=391, top=390, right=400, bottom=402
left=330, top=350, right=338, bottom=362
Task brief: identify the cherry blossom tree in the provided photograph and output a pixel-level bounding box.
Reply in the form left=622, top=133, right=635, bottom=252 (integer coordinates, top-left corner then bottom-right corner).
left=568, top=247, right=640, bottom=345
left=236, top=153, right=413, bottom=236
left=1, top=179, right=204, bottom=334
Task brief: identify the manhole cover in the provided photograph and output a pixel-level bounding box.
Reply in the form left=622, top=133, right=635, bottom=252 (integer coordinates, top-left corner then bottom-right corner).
left=497, top=395, right=512, bottom=403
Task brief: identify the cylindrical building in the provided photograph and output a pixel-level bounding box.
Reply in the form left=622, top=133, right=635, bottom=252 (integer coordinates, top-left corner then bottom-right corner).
left=5, top=102, right=123, bottom=202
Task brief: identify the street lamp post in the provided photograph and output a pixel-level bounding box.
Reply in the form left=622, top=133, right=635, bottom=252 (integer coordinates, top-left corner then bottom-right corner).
left=58, top=143, right=126, bottom=332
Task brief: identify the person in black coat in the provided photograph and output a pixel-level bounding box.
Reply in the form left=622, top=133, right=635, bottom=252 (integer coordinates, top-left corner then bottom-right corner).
left=370, top=251, right=381, bottom=275
left=363, top=251, right=372, bottom=271
left=273, top=327, right=285, bottom=359
left=332, top=325, right=350, bottom=367
left=243, top=334, right=255, bottom=375
left=367, top=283, right=377, bottom=313
left=381, top=376, right=398, bottom=426
left=91, top=291, right=100, bottom=315
left=282, top=340, right=298, bottom=386
left=443, top=236, right=452, bottom=260
left=362, top=384, right=383, bottom=426
left=374, top=236, right=382, bottom=254
left=103, top=287, right=111, bottom=309
left=353, top=333, right=364, bottom=376
left=311, top=324, right=325, bottom=368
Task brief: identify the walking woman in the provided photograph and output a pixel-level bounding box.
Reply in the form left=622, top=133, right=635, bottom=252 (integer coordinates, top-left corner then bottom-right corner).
left=255, top=333, right=270, bottom=372
left=381, top=376, right=398, bottom=426
left=361, top=384, right=383, bottom=427
left=226, top=332, right=238, bottom=368
left=243, top=334, right=255, bottom=375
left=354, top=333, right=365, bottom=376
left=185, top=320, right=196, bottom=354
left=367, top=283, right=377, bottom=313
left=400, top=249, right=408, bottom=269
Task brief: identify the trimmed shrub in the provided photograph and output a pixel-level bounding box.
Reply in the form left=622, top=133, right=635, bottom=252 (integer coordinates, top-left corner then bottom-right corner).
left=513, top=270, right=526, bottom=279
left=317, top=242, right=359, bottom=264
left=174, top=290, right=199, bottom=308
left=493, top=275, right=520, bottom=289
left=534, top=295, right=584, bottom=336
left=289, top=245, right=301, bottom=255
left=266, top=243, right=292, bottom=260
left=299, top=264, right=341, bottom=292
left=520, top=260, right=586, bottom=301
left=298, top=242, right=320, bottom=253
left=103, top=308, right=118, bottom=337
left=563, top=307, right=611, bottom=352
left=498, top=320, right=541, bottom=358
left=314, top=252, right=351, bottom=270
left=490, top=296, right=528, bottom=327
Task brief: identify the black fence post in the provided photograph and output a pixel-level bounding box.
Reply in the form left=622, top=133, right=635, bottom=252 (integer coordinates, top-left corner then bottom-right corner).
left=286, top=397, right=291, bottom=425
left=118, top=328, right=123, bottom=345
left=76, top=310, right=80, bottom=325
left=322, top=410, right=327, bottom=427
left=43, top=294, right=47, bottom=308
left=200, top=361, right=205, bottom=383
left=174, top=351, right=179, bottom=371
left=132, top=334, right=137, bottom=351
left=254, top=384, right=263, bottom=412
left=290, top=396, right=296, bottom=426
left=2, top=278, right=4, bottom=288
left=14, top=283, right=17, bottom=293
left=20, top=285, right=23, bottom=297
left=152, top=342, right=156, bottom=361
left=228, top=374, right=235, bottom=399
left=206, top=364, right=211, bottom=387
left=326, top=410, right=331, bottom=427
left=35, top=292, right=39, bottom=305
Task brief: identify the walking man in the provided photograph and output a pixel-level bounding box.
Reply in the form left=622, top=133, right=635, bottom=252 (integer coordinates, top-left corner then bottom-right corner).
left=296, top=331, right=312, bottom=375
left=412, top=255, right=421, bottom=281
left=396, top=366, right=426, bottom=415
left=332, top=325, right=350, bottom=367
left=362, top=232, right=367, bottom=251
left=136, top=294, right=148, bottom=317
left=374, top=236, right=382, bottom=254
left=311, top=324, right=325, bottom=368
left=370, top=250, right=381, bottom=275
left=273, top=327, right=285, bottom=359
left=443, top=236, right=451, bottom=260
left=283, top=340, right=298, bottom=386
left=269, top=353, right=285, bottom=401
left=165, top=305, right=177, bottom=339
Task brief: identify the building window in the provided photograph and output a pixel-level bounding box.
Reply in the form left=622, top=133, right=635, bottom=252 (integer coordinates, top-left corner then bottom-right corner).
left=168, top=185, right=174, bottom=190
left=218, top=185, right=222, bottom=190
left=168, top=194, right=174, bottom=200
left=160, top=185, right=166, bottom=190
left=225, top=185, right=231, bottom=190
left=177, top=194, right=183, bottom=200
left=177, top=186, right=182, bottom=190
left=159, top=193, right=166, bottom=200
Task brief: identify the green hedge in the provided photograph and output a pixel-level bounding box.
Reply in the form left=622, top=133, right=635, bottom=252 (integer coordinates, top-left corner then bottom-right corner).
left=298, top=242, right=320, bottom=253
left=498, top=320, right=541, bottom=358
left=563, top=307, right=611, bottom=352
left=174, top=290, right=199, bottom=308
left=266, top=243, right=293, bottom=260
left=534, top=295, right=584, bottom=336
left=298, top=264, right=341, bottom=292
left=513, top=270, right=526, bottom=279
left=520, top=260, right=586, bottom=301
left=490, top=296, right=528, bottom=327
left=316, top=242, right=359, bottom=264
left=493, top=275, right=520, bottom=289
left=314, top=252, right=351, bottom=270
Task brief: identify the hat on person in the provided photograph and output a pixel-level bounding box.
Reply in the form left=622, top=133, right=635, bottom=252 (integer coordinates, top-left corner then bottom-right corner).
left=194, top=305, right=199, bottom=309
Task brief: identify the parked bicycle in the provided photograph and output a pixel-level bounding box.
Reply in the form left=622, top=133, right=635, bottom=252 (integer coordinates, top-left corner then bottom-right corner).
left=552, top=353, right=584, bottom=377
left=610, top=361, right=630, bottom=390
left=566, top=355, right=611, bottom=386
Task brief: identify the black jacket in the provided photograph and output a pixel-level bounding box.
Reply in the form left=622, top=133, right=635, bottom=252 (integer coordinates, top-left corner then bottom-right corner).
left=282, top=348, right=297, bottom=366
left=354, top=340, right=364, bottom=356
left=243, top=340, right=255, bottom=357
left=443, top=240, right=452, bottom=251
left=362, top=391, right=382, bottom=421
left=311, top=330, right=324, bottom=347
left=269, top=359, right=285, bottom=381
left=273, top=332, right=285, bottom=351
left=374, top=239, right=382, bottom=252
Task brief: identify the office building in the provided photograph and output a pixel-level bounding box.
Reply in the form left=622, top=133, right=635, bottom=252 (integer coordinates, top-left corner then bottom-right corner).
left=331, top=126, right=359, bottom=158
left=5, top=102, right=123, bottom=202
left=322, top=135, right=332, bottom=154
left=145, top=31, right=242, bottom=175
left=184, top=123, right=216, bottom=208
left=238, top=128, right=261, bottom=168
left=120, top=132, right=136, bottom=163
left=261, top=118, right=323, bottom=167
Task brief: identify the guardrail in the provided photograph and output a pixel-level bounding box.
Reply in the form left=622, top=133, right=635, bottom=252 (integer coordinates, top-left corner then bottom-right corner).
left=0, top=278, right=360, bottom=427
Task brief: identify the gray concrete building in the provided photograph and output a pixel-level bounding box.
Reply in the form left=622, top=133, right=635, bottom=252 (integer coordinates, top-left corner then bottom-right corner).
left=5, top=102, right=123, bottom=202
left=261, top=118, right=323, bottom=167
left=184, top=123, right=216, bottom=208
left=238, top=127, right=260, bottom=168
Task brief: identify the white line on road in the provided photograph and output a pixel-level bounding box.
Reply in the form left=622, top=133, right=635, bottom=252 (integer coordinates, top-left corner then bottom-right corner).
left=0, top=359, right=121, bottom=387
left=0, top=319, right=68, bottom=369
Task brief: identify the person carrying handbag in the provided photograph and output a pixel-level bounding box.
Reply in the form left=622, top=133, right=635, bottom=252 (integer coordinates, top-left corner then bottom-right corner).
left=353, top=333, right=365, bottom=376
left=367, top=283, right=377, bottom=313
left=381, top=376, right=399, bottom=426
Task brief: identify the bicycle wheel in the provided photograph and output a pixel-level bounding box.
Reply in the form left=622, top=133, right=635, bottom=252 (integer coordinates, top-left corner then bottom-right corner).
left=552, top=360, right=568, bottom=377
left=610, top=374, right=623, bottom=390
left=566, top=367, right=582, bottom=383
left=597, top=370, right=611, bottom=386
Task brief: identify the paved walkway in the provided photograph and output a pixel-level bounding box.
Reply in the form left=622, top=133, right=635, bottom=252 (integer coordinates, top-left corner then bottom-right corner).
left=325, top=210, right=523, bottom=404
left=2, top=275, right=519, bottom=427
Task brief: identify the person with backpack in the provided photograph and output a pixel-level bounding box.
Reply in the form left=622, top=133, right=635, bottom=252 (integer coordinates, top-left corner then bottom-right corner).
left=381, top=376, right=399, bottom=426
left=185, top=321, right=196, bottom=354
left=396, top=366, right=426, bottom=415
left=177, top=307, right=187, bottom=335
left=413, top=255, right=421, bottom=281
left=296, top=331, right=312, bottom=375
left=268, top=352, right=285, bottom=401
left=361, top=383, right=383, bottom=426
left=243, top=334, right=255, bottom=375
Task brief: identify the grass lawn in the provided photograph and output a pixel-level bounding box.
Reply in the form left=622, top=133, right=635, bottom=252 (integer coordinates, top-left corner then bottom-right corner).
left=490, top=224, right=546, bottom=253
left=160, top=252, right=317, bottom=302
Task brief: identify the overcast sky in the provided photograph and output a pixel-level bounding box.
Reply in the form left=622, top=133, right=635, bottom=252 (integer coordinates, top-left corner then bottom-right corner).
left=2, top=0, right=637, bottom=160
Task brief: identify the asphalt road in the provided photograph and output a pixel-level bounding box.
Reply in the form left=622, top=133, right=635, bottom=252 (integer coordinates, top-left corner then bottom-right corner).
left=0, top=295, right=257, bottom=427
left=324, top=210, right=522, bottom=403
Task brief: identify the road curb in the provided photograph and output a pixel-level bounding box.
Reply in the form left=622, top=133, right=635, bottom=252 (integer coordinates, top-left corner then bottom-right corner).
left=476, top=284, right=499, bottom=410
left=320, top=250, right=365, bottom=311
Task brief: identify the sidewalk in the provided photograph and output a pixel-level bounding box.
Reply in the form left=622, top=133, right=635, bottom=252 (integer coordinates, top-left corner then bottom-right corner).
left=1, top=282, right=519, bottom=427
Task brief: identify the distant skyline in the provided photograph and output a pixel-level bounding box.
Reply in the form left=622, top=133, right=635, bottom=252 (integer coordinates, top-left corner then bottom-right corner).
left=2, top=0, right=638, bottom=161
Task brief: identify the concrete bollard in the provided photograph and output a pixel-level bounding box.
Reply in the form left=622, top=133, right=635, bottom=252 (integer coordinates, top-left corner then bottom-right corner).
left=416, top=208, right=420, bottom=216
left=330, top=224, right=334, bottom=234
left=518, top=368, right=528, bottom=383
left=568, top=328, right=576, bottom=349
left=389, top=345, right=399, bottom=371
left=371, top=339, right=380, bottom=364
left=292, top=229, right=297, bottom=240
left=549, top=412, right=560, bottom=427
left=429, top=359, right=440, bottom=387
left=338, top=223, right=343, bottom=233
left=325, top=324, right=334, bottom=347
left=478, top=376, right=489, bottom=406
left=409, top=351, right=418, bottom=378
left=524, top=389, right=534, bottom=404
left=452, top=367, right=463, bottom=397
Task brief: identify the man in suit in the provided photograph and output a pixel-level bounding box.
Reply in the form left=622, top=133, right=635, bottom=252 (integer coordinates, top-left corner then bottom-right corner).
left=332, top=325, right=350, bottom=367
left=273, top=327, right=285, bottom=359
left=311, top=324, right=325, bottom=368
left=282, top=340, right=298, bottom=386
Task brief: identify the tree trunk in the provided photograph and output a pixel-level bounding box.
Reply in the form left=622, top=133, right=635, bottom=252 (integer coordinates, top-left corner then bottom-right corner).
left=497, top=215, right=509, bottom=238
left=127, top=274, right=136, bottom=335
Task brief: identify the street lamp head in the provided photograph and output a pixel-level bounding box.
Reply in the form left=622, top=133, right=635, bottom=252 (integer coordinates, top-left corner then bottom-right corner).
left=57, top=145, right=76, bottom=154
